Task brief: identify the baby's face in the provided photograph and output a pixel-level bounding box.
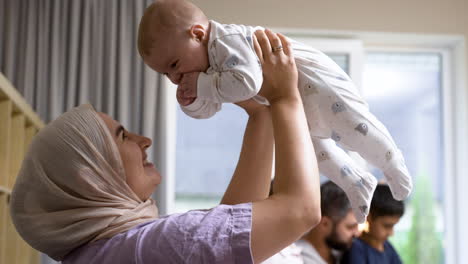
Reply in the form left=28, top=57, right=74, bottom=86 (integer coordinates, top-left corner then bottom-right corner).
left=144, top=32, right=209, bottom=85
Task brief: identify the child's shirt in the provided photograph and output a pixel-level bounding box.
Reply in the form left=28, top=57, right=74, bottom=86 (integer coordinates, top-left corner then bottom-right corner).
left=182, top=20, right=359, bottom=119
left=341, top=238, right=403, bottom=264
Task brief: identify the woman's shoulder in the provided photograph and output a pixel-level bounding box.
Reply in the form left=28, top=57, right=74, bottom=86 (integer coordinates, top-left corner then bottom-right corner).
left=64, top=203, right=253, bottom=264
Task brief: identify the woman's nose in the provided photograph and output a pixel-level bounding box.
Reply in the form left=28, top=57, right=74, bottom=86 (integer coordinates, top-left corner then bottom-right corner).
left=140, top=135, right=152, bottom=149
left=131, top=133, right=152, bottom=149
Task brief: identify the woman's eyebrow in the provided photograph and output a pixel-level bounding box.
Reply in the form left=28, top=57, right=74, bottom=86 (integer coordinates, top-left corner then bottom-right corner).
left=115, top=125, right=125, bottom=137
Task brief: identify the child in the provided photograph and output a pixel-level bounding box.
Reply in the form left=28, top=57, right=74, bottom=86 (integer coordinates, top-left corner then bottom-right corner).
left=341, top=184, right=404, bottom=263
left=137, top=0, right=412, bottom=223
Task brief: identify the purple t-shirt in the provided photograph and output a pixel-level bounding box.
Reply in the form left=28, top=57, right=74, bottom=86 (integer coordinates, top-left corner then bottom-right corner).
left=63, top=203, right=253, bottom=264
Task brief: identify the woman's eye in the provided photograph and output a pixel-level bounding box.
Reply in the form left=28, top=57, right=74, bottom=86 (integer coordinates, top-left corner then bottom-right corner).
left=122, top=132, right=128, bottom=140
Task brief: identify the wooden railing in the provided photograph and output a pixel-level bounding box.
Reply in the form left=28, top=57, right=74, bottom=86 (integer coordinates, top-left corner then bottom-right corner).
left=0, top=72, right=44, bottom=264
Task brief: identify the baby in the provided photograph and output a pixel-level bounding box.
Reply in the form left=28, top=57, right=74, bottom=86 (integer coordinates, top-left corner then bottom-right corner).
left=137, top=0, right=412, bottom=223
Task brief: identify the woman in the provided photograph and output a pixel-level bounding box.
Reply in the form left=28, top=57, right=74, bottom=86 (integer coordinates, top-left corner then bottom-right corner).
left=10, top=30, right=321, bottom=263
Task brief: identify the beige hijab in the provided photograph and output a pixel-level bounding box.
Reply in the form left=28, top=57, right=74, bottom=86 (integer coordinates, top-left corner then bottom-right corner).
left=10, top=104, right=159, bottom=261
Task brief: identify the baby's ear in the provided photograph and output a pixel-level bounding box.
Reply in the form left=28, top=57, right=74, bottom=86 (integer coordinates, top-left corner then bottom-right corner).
left=190, top=24, right=207, bottom=42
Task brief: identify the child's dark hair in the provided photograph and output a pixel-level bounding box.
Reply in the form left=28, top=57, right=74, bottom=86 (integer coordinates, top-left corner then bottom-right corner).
left=370, top=184, right=405, bottom=218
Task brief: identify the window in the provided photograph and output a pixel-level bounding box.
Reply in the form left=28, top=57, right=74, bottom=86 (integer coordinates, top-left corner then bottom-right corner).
left=362, top=52, right=445, bottom=263
left=174, top=104, right=247, bottom=213
left=161, top=34, right=466, bottom=263
left=172, top=39, right=359, bottom=213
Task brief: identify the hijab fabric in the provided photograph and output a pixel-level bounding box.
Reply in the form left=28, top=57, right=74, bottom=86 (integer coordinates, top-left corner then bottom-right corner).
left=10, top=104, right=159, bottom=261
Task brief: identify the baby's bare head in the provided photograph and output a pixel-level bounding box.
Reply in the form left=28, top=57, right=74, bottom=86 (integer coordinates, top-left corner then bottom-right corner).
left=138, top=0, right=208, bottom=59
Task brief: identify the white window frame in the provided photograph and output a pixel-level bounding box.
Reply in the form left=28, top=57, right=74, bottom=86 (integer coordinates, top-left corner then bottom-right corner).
left=361, top=38, right=467, bottom=264
left=284, top=30, right=467, bottom=264
left=363, top=46, right=458, bottom=263
left=153, top=77, right=177, bottom=215
left=290, top=37, right=365, bottom=88
left=157, top=29, right=467, bottom=263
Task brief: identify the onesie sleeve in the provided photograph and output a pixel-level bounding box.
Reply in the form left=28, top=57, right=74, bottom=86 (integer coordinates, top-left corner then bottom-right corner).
left=180, top=97, right=221, bottom=119
left=197, top=33, right=263, bottom=104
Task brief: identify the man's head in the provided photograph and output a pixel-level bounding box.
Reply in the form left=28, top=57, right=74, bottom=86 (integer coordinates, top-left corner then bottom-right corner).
left=365, top=184, right=405, bottom=243
left=310, top=181, right=359, bottom=250
left=137, top=0, right=210, bottom=84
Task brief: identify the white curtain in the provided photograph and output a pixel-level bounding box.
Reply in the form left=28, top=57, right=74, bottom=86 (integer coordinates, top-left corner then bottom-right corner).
left=0, top=1, right=175, bottom=263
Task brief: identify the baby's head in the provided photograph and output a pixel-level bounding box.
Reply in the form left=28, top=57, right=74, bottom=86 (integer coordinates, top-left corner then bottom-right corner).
left=138, top=0, right=210, bottom=84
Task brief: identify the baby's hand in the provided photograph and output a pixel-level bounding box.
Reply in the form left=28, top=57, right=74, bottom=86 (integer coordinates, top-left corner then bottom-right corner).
left=176, top=72, right=199, bottom=106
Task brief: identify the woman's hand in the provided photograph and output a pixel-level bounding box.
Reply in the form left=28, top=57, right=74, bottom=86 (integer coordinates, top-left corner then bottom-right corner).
left=253, top=29, right=299, bottom=104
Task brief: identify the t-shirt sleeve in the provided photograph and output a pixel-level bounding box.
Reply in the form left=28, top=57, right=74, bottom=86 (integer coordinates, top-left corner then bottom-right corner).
left=137, top=203, right=253, bottom=264
left=341, top=239, right=367, bottom=264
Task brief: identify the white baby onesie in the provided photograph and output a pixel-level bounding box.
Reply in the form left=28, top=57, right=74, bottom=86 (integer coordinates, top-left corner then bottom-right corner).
left=181, top=20, right=412, bottom=223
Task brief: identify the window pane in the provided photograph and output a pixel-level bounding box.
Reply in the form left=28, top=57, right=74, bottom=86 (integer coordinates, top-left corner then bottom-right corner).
left=362, top=52, right=444, bottom=264
left=174, top=104, right=247, bottom=212
left=174, top=53, right=351, bottom=211
left=327, top=53, right=349, bottom=74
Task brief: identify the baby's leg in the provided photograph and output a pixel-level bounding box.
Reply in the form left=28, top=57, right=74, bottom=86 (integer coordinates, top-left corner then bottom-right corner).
left=325, top=98, right=412, bottom=201
left=312, top=138, right=377, bottom=223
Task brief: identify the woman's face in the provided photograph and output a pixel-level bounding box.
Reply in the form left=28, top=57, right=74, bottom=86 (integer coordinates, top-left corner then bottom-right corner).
left=98, top=112, right=161, bottom=201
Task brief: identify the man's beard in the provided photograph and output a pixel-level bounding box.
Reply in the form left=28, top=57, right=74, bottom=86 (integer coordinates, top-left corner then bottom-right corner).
left=325, top=224, right=352, bottom=251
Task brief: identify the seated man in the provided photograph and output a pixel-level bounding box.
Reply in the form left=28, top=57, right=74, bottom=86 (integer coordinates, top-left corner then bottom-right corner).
left=341, top=184, right=404, bottom=264
left=296, top=181, right=360, bottom=264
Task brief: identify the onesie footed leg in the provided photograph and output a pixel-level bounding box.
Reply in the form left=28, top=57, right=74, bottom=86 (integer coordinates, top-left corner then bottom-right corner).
left=312, top=138, right=378, bottom=223
left=383, top=153, right=413, bottom=200
left=339, top=168, right=377, bottom=224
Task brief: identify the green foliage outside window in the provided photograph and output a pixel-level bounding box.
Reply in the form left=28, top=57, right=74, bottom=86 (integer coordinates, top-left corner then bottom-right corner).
left=390, top=173, right=443, bottom=264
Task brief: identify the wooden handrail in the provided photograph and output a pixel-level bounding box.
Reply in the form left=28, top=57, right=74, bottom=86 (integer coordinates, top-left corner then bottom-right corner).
left=0, top=73, right=45, bottom=128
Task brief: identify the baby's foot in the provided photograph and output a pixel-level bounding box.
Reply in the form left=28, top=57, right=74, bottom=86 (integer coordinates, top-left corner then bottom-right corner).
left=383, top=151, right=413, bottom=201
left=383, top=156, right=412, bottom=200
left=344, top=172, right=377, bottom=224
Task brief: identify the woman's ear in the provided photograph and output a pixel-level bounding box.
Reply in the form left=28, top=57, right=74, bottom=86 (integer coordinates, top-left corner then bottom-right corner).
left=190, top=24, right=207, bottom=42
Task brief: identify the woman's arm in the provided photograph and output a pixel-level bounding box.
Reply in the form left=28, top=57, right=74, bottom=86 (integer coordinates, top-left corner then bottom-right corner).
left=220, top=99, right=273, bottom=205
left=250, top=30, right=321, bottom=263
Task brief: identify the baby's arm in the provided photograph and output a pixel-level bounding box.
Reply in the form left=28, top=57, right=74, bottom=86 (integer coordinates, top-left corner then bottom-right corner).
left=178, top=72, right=222, bottom=119
left=197, top=33, right=263, bottom=104
left=180, top=97, right=221, bottom=119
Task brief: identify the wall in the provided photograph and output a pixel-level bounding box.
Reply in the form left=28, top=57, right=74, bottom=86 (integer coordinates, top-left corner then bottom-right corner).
left=192, top=0, right=467, bottom=80
left=192, top=0, right=467, bottom=34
